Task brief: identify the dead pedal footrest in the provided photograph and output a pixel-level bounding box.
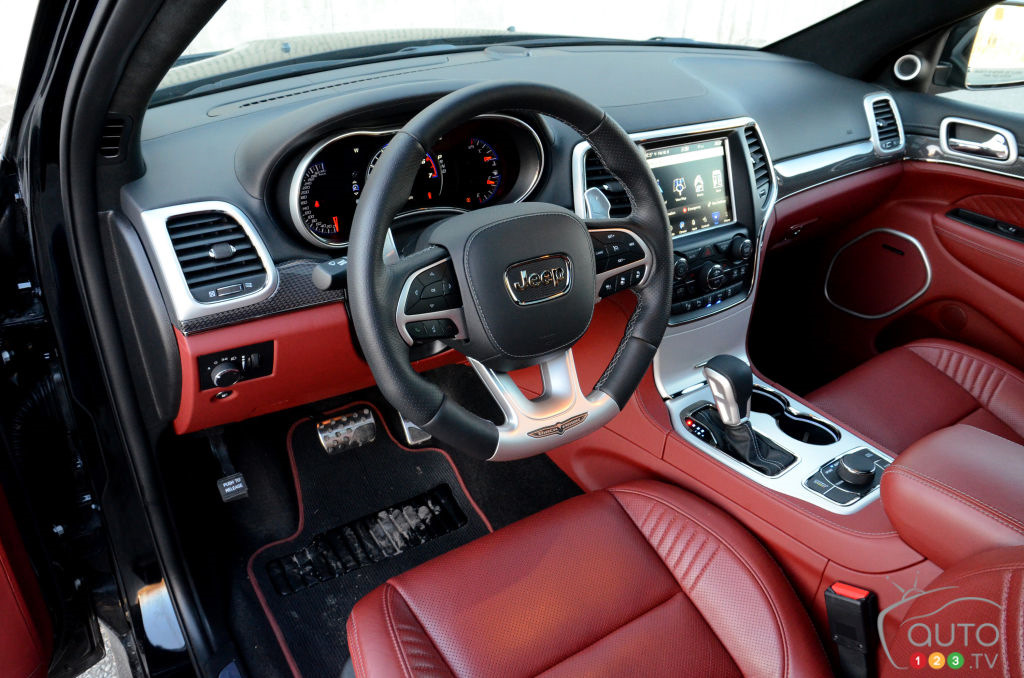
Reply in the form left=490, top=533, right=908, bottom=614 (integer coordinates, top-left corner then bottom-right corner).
left=266, top=484, right=467, bottom=596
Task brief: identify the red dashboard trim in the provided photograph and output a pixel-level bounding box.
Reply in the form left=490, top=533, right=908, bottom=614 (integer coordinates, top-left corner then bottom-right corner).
left=173, top=303, right=461, bottom=434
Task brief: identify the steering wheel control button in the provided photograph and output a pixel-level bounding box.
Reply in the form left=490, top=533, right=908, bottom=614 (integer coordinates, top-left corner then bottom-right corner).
left=417, top=267, right=443, bottom=285
left=405, top=319, right=457, bottom=342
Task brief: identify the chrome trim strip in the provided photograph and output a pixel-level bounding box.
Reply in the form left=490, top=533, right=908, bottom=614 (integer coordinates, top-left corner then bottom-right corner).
left=863, top=92, right=906, bottom=156
left=289, top=113, right=545, bottom=249
left=824, top=228, right=932, bottom=320
left=774, top=141, right=883, bottom=198
left=939, top=116, right=1019, bottom=166
left=395, top=257, right=468, bottom=346
left=138, top=201, right=280, bottom=323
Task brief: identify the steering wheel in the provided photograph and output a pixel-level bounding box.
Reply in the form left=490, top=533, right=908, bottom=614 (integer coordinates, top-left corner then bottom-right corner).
left=347, top=82, right=672, bottom=461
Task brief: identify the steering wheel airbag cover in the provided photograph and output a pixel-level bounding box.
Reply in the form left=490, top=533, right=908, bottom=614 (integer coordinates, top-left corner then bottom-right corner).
left=428, top=202, right=595, bottom=370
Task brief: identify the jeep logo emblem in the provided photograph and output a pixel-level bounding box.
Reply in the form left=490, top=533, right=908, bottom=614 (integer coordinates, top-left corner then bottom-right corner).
left=504, top=254, right=572, bottom=305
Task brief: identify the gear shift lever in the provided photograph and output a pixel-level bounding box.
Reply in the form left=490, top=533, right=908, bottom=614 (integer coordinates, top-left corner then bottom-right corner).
left=695, top=355, right=795, bottom=476
left=703, top=355, right=753, bottom=426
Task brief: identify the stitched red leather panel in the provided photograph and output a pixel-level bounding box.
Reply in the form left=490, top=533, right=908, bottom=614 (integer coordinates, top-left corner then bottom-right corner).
left=610, top=482, right=828, bottom=678
left=347, top=481, right=830, bottom=678
left=906, top=339, right=1024, bottom=440
left=881, top=425, right=1024, bottom=568
left=881, top=546, right=1024, bottom=678
left=537, top=593, right=741, bottom=678
left=808, top=345, right=978, bottom=452
left=956, top=194, right=1024, bottom=230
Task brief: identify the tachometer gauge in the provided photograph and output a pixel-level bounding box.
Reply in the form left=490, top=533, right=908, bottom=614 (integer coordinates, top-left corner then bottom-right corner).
left=463, top=138, right=502, bottom=205
left=366, top=148, right=445, bottom=204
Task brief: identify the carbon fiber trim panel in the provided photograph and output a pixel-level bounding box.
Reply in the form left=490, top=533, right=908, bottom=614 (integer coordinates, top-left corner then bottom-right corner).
left=178, top=259, right=345, bottom=334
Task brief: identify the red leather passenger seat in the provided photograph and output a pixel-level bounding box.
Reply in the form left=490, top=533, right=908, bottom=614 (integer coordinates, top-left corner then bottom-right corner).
left=808, top=339, right=1024, bottom=453
left=347, top=480, right=830, bottom=678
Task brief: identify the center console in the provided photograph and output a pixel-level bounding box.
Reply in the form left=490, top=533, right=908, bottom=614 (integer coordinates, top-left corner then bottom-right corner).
left=572, top=117, right=893, bottom=515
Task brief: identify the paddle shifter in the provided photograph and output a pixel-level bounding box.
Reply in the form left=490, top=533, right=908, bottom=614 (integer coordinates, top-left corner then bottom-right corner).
left=697, top=355, right=796, bottom=477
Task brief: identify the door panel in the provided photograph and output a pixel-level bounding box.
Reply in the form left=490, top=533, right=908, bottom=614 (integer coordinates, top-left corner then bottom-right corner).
left=0, top=487, right=50, bottom=678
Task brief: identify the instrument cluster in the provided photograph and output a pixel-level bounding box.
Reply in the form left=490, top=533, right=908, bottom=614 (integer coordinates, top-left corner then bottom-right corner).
left=286, top=115, right=544, bottom=248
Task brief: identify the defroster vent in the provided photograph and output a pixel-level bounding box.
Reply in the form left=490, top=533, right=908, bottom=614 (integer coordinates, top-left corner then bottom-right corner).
left=166, top=211, right=267, bottom=302
left=584, top=152, right=631, bottom=218
left=744, top=126, right=772, bottom=209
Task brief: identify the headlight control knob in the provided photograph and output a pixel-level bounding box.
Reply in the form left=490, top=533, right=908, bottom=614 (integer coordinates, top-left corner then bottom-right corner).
left=211, top=361, right=242, bottom=388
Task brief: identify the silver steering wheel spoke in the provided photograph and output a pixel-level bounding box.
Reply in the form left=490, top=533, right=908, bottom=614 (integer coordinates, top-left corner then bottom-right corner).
left=586, top=218, right=653, bottom=303
left=469, top=348, right=619, bottom=461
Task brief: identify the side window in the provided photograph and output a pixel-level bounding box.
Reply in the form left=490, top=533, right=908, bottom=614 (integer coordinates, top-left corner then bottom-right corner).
left=937, top=2, right=1024, bottom=115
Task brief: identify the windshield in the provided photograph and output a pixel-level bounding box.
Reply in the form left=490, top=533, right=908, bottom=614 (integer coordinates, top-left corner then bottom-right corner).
left=157, top=0, right=862, bottom=102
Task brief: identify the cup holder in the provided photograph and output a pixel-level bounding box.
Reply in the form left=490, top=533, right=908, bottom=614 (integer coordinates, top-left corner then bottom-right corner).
left=751, top=389, right=840, bottom=446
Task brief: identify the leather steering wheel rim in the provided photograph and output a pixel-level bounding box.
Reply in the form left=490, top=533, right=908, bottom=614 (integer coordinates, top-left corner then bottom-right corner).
left=347, top=81, right=672, bottom=460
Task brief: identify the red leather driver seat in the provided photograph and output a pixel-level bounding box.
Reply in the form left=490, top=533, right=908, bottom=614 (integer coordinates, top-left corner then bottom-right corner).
left=347, top=480, right=830, bottom=677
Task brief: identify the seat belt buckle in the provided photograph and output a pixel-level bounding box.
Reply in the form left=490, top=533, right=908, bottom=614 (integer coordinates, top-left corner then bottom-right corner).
left=824, top=581, right=878, bottom=678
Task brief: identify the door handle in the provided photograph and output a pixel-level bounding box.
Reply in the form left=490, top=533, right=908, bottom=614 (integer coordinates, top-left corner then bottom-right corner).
left=940, top=117, right=1019, bottom=164
left=947, top=133, right=1011, bottom=160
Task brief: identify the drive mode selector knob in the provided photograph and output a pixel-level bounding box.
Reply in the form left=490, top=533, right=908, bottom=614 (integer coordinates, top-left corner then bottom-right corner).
left=837, top=453, right=875, bottom=486
left=699, top=263, right=726, bottom=291
left=211, top=361, right=242, bottom=388
left=673, top=254, right=690, bottom=280
left=730, top=236, right=754, bottom=261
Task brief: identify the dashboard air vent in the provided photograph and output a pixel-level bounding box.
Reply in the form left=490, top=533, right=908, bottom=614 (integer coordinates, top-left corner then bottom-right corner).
left=744, top=126, right=772, bottom=209
left=166, top=211, right=267, bottom=302
left=869, top=97, right=903, bottom=151
left=583, top=151, right=631, bottom=218
left=99, top=117, right=128, bottom=159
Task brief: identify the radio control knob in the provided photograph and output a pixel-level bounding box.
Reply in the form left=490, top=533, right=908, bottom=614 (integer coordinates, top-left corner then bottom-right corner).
left=729, top=236, right=754, bottom=261
left=211, top=361, right=242, bottom=388
left=673, top=254, right=690, bottom=280
left=699, top=263, right=726, bottom=292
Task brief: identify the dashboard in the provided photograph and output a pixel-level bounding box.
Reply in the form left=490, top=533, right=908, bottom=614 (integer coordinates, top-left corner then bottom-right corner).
left=119, top=44, right=909, bottom=433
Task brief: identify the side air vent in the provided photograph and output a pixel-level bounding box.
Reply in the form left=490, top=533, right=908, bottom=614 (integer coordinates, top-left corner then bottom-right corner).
left=744, top=126, right=772, bottom=209
left=866, top=95, right=904, bottom=153
left=583, top=152, right=631, bottom=218
left=166, top=211, right=268, bottom=302
left=99, top=117, right=129, bottom=160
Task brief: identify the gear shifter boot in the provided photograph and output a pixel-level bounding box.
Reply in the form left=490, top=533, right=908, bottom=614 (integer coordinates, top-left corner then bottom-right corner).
left=693, top=409, right=796, bottom=477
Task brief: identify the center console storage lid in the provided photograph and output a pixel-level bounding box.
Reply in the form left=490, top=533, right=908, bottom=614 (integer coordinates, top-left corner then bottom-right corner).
left=881, top=425, right=1024, bottom=568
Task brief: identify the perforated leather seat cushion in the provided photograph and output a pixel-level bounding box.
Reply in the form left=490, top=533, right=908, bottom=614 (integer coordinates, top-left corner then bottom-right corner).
left=808, top=339, right=1024, bottom=453
left=347, top=480, right=830, bottom=678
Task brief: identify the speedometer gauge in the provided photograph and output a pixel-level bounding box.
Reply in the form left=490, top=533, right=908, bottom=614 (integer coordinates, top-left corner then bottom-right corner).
left=296, top=161, right=351, bottom=243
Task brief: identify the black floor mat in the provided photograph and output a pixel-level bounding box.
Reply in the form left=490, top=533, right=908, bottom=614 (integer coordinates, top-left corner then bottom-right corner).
left=245, top=402, right=491, bottom=677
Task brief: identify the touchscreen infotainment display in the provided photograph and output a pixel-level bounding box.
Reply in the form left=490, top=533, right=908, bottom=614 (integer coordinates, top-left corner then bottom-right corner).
left=645, top=138, right=733, bottom=236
